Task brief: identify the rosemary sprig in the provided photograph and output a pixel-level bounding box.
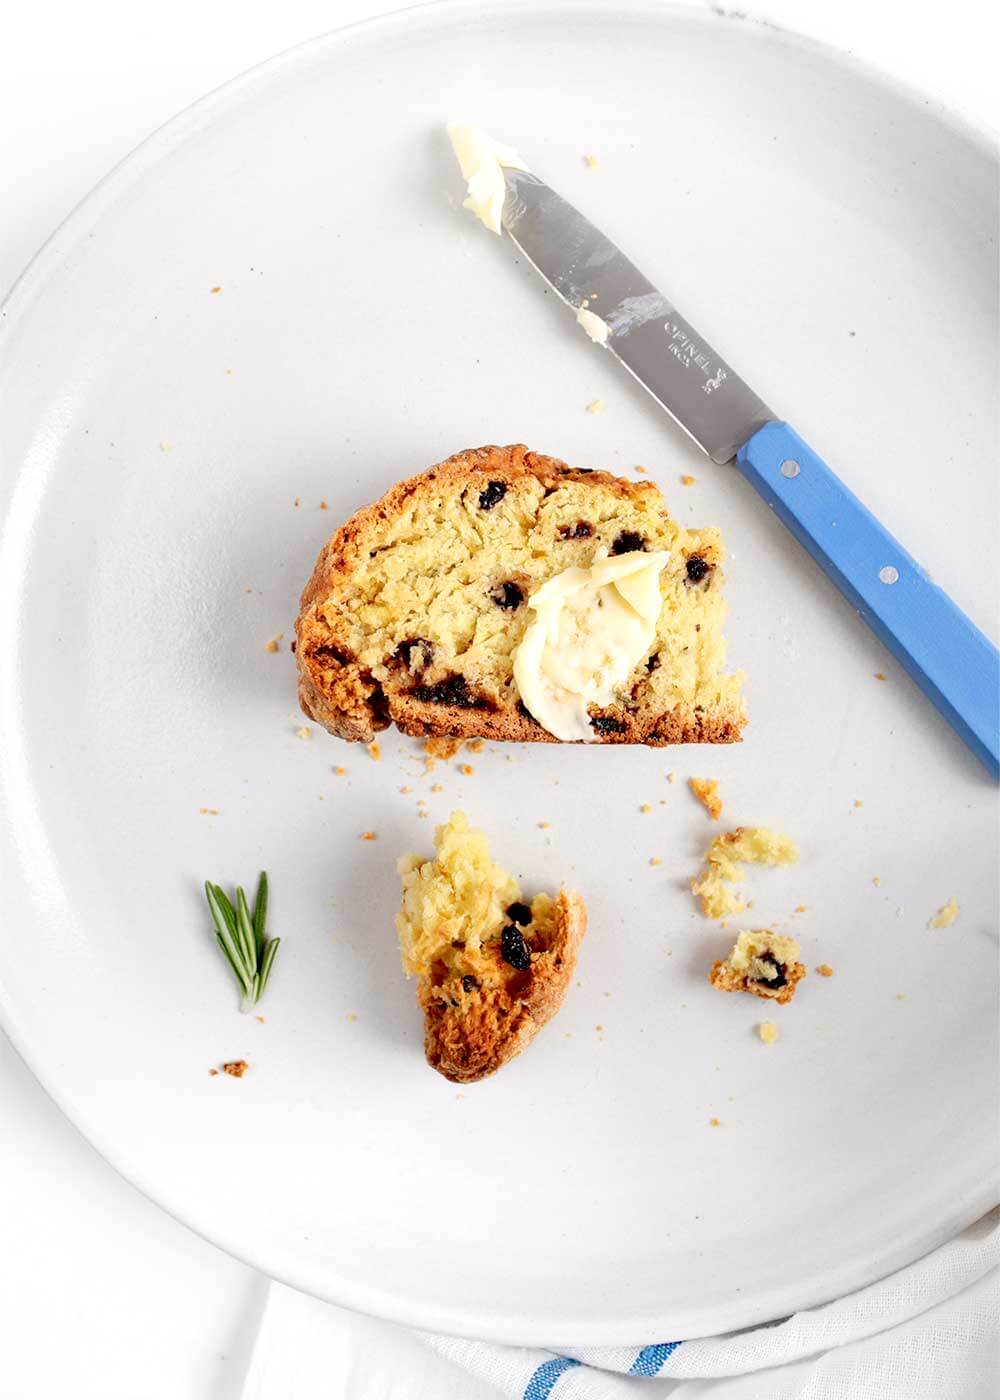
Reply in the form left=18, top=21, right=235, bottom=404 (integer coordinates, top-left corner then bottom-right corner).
left=205, top=871, right=280, bottom=1011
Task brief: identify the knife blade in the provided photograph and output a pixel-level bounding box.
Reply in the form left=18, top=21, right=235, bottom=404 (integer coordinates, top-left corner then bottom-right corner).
left=497, top=166, right=1000, bottom=777
left=502, top=168, right=773, bottom=465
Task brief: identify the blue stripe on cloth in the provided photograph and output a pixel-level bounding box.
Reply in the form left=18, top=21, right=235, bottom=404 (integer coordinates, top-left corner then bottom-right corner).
left=523, top=1356, right=581, bottom=1399
left=628, top=1342, right=682, bottom=1375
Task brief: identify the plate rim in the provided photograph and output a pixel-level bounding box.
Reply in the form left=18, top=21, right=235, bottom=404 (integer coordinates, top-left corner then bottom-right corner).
left=0, top=0, right=997, bottom=1346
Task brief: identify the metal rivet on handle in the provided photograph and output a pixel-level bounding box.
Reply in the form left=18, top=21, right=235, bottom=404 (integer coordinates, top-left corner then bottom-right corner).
left=879, top=566, right=899, bottom=585
left=780, top=459, right=800, bottom=479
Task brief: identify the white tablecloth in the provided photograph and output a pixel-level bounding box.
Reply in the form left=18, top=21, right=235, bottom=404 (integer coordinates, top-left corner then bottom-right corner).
left=1, top=2, right=996, bottom=1395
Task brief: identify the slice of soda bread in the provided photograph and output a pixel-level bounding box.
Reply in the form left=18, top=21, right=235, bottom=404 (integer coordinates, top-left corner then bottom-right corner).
left=296, top=443, right=744, bottom=745
left=396, top=812, right=586, bottom=1082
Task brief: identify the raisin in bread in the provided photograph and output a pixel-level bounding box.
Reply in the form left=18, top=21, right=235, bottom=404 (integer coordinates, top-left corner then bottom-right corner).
left=296, top=443, right=744, bottom=745
left=397, top=812, right=586, bottom=1082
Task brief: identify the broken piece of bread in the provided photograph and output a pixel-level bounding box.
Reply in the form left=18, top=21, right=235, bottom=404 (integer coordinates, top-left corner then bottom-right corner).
left=396, top=812, right=586, bottom=1082
left=710, top=930, right=806, bottom=1004
left=296, top=444, right=744, bottom=746
left=692, top=826, right=799, bottom=919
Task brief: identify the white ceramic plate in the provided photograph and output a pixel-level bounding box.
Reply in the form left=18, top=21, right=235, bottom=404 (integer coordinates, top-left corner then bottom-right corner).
left=0, top=0, right=996, bottom=1346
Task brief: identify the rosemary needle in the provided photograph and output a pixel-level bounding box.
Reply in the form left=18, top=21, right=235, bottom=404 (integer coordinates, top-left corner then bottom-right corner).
left=204, top=871, right=280, bottom=1011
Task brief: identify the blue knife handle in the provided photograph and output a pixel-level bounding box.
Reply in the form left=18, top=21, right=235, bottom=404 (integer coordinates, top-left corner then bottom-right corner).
left=736, top=422, right=1000, bottom=778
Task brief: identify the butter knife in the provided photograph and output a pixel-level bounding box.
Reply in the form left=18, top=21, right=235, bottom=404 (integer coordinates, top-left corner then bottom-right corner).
left=496, top=166, right=999, bottom=777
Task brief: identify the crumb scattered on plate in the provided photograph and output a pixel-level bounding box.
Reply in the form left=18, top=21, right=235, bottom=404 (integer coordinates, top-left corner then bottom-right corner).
left=361, top=831, right=377, bottom=841
left=872, top=877, right=881, bottom=887
left=649, top=857, right=662, bottom=867
left=757, top=1021, right=778, bottom=1044
left=692, top=827, right=798, bottom=919
left=854, top=799, right=863, bottom=808
left=710, top=1117, right=721, bottom=1128
left=210, top=285, right=222, bottom=295
left=538, top=821, right=552, bottom=830
left=640, top=802, right=652, bottom=814
left=874, top=672, right=887, bottom=681
left=424, top=735, right=463, bottom=760
left=319, top=500, right=329, bottom=510
left=159, top=440, right=172, bottom=453
left=222, top=1060, right=247, bottom=1078
left=265, top=634, right=282, bottom=653
left=586, top=398, right=604, bottom=414
left=466, top=738, right=485, bottom=753
left=368, top=741, right=382, bottom=761
left=793, top=904, right=807, bottom=914
left=458, top=763, right=474, bottom=775
left=400, top=784, right=410, bottom=794
left=296, top=726, right=312, bottom=740
left=928, top=897, right=959, bottom=929
left=583, top=152, right=599, bottom=168
left=709, top=929, right=806, bottom=1003
left=634, top=464, right=648, bottom=474
left=334, top=766, right=346, bottom=776
left=199, top=807, right=220, bottom=816
left=689, top=777, right=723, bottom=820
left=680, top=474, right=696, bottom=486
left=816, top=963, right=834, bottom=978
left=432, top=783, right=443, bottom=793
left=666, top=772, right=677, bottom=784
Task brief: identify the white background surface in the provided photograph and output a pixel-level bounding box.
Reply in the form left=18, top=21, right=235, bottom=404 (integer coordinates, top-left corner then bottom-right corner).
left=0, top=1, right=996, bottom=1396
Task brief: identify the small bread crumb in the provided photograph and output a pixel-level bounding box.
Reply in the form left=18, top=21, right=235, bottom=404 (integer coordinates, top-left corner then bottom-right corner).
left=208, top=1068, right=218, bottom=1075
left=361, top=831, right=377, bottom=841
left=854, top=799, right=863, bottom=808
left=296, top=726, right=312, bottom=740
left=222, top=1060, right=247, bottom=1078
left=793, top=904, right=807, bottom=913
left=458, top=763, right=474, bottom=775
left=400, top=785, right=410, bottom=794
left=255, top=1015, right=265, bottom=1024
left=431, top=783, right=443, bottom=793
left=345, top=1012, right=357, bottom=1022
left=319, top=500, right=329, bottom=510
left=293, top=498, right=300, bottom=508
left=210, top=286, right=222, bottom=295
left=872, top=877, right=881, bottom=887
left=583, top=152, right=600, bottom=168
left=928, top=897, right=959, bottom=929
left=199, top=807, right=220, bottom=816
left=816, top=963, right=834, bottom=977
left=424, top=736, right=463, bottom=760
left=159, top=440, right=173, bottom=453
left=666, top=772, right=677, bottom=784
left=368, top=741, right=382, bottom=761
left=689, top=777, right=723, bottom=820
left=680, top=474, right=697, bottom=486
left=709, top=1117, right=721, bottom=1127
left=757, top=1021, right=779, bottom=1044
left=595, top=1024, right=604, bottom=1032
left=874, top=672, right=887, bottom=681
left=586, top=398, right=604, bottom=414
left=634, top=464, right=648, bottom=474
left=649, top=857, right=662, bottom=867
left=334, top=766, right=346, bottom=776
left=640, top=803, right=652, bottom=814
left=538, top=821, right=551, bottom=830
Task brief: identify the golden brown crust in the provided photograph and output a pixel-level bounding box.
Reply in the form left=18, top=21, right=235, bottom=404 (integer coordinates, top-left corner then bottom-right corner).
left=419, top=890, right=586, bottom=1083
left=296, top=444, right=745, bottom=746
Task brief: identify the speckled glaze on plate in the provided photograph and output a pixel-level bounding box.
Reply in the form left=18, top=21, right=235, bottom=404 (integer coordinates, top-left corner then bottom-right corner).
left=0, top=0, right=996, bottom=1346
